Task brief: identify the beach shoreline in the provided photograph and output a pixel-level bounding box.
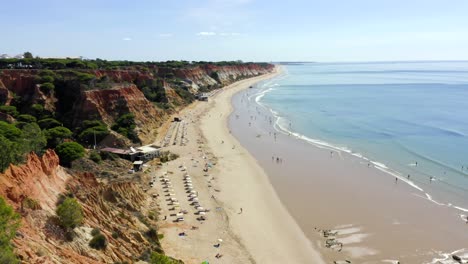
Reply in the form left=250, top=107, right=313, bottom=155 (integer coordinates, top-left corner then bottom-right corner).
left=155, top=66, right=325, bottom=263
left=228, top=68, right=468, bottom=263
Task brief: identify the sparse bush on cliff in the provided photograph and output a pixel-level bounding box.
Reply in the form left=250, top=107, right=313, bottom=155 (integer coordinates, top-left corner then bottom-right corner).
left=89, top=233, right=107, bottom=250
left=55, top=142, right=85, bottom=166
left=0, top=196, right=20, bottom=264
left=89, top=151, right=102, bottom=163
left=210, top=71, right=220, bottom=82
left=56, top=197, right=84, bottom=229
left=174, top=87, right=195, bottom=103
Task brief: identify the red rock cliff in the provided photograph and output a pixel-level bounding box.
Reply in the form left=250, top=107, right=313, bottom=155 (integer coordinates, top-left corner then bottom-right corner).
left=0, top=149, right=68, bottom=213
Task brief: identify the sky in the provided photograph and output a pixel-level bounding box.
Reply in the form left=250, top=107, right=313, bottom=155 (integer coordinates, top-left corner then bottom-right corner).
left=1, top=0, right=468, bottom=62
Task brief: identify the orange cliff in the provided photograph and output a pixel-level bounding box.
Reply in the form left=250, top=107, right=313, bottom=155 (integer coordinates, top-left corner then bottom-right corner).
left=73, top=84, right=165, bottom=141
left=0, top=150, right=68, bottom=213
left=0, top=151, right=162, bottom=263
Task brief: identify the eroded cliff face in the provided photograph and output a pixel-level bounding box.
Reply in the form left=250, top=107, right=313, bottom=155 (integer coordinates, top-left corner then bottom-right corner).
left=166, top=63, right=274, bottom=89
left=0, top=70, right=57, bottom=111
left=73, top=84, right=165, bottom=141
left=0, top=63, right=273, bottom=145
left=0, top=151, right=161, bottom=264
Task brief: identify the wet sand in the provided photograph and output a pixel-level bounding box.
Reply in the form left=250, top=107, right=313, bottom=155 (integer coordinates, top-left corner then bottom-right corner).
left=229, top=79, right=468, bottom=263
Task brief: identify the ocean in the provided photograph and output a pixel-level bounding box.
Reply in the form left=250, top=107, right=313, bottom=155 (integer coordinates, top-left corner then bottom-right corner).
left=259, top=61, right=468, bottom=211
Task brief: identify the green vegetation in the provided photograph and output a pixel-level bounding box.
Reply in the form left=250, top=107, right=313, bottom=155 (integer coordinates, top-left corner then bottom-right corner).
left=22, top=197, right=41, bottom=210
left=159, top=151, right=179, bottom=163
left=23, top=52, right=33, bottom=59
left=0, top=105, right=19, bottom=117
left=0, top=57, right=266, bottom=70
left=112, top=113, right=139, bottom=143
left=0, top=121, right=47, bottom=171
left=76, top=120, right=109, bottom=146
left=0, top=196, right=20, bottom=264
left=40, top=82, right=55, bottom=93
left=55, top=142, right=85, bottom=166
left=17, top=114, right=37, bottom=123
left=174, top=87, right=195, bottom=104
left=22, top=123, right=47, bottom=154
left=45, top=126, right=72, bottom=148
left=89, top=234, right=107, bottom=250
left=149, top=252, right=181, bottom=264
left=210, top=71, right=220, bottom=82
left=56, top=197, right=83, bottom=229
left=140, top=80, right=168, bottom=103
left=89, top=151, right=102, bottom=163
left=30, top=104, right=45, bottom=118
left=38, top=118, right=61, bottom=129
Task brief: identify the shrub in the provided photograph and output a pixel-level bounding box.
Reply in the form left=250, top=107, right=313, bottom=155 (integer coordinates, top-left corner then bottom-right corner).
left=111, top=231, right=119, bottom=239
left=31, top=104, right=44, bottom=117
left=89, top=234, right=107, bottom=250
left=150, top=252, right=177, bottom=264
left=40, top=75, right=54, bottom=83
left=78, top=126, right=109, bottom=145
left=100, top=151, right=118, bottom=161
left=55, top=142, right=85, bottom=166
left=22, top=197, right=41, bottom=210
left=89, top=151, right=102, bottom=163
left=91, top=228, right=101, bottom=236
left=22, top=122, right=47, bottom=154
left=38, top=118, right=61, bottom=129
left=0, top=105, right=18, bottom=117
left=0, top=121, right=22, bottom=141
left=0, top=196, right=20, bottom=264
left=17, top=114, right=37, bottom=123
left=56, top=197, right=83, bottom=229
left=146, top=228, right=158, bottom=242
left=40, top=82, right=55, bottom=93
left=45, top=126, right=72, bottom=147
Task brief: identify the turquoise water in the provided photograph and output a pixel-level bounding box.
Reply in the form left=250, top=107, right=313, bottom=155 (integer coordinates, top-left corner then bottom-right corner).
left=260, top=61, right=468, bottom=208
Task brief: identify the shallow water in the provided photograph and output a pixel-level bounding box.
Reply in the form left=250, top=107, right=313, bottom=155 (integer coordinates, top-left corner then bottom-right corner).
left=261, top=61, right=468, bottom=211
left=229, top=62, right=468, bottom=263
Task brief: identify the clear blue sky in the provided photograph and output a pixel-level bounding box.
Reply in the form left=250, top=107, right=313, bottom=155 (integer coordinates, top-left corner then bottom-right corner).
left=2, top=0, right=468, bottom=62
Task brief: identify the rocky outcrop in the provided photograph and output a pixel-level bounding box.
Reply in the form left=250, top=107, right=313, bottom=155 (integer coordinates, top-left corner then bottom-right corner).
left=0, top=150, right=67, bottom=213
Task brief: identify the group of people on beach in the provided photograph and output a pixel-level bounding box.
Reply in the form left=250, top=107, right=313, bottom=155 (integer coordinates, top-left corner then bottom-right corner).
left=272, top=156, right=283, bottom=164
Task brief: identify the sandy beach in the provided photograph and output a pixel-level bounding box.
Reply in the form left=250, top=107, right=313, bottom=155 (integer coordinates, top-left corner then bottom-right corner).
left=150, top=67, right=325, bottom=264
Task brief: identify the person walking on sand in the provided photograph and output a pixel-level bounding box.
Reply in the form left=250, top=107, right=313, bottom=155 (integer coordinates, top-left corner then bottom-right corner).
left=395, top=177, right=398, bottom=183
left=239, top=208, right=243, bottom=214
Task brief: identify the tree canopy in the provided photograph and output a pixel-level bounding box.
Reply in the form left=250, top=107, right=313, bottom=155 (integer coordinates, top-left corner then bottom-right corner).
left=0, top=196, right=20, bottom=264
left=56, top=197, right=83, bottom=229
left=55, top=142, right=85, bottom=166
